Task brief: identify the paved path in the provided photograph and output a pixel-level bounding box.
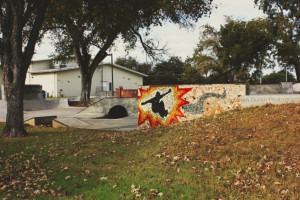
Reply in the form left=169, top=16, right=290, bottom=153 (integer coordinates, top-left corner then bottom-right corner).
left=0, top=106, right=138, bottom=131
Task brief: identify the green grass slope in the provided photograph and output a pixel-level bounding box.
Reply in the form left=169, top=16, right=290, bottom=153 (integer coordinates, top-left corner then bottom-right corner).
left=0, top=103, right=299, bottom=199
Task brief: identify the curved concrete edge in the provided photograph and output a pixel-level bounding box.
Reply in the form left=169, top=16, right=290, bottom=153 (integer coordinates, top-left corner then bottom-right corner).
left=76, top=112, right=105, bottom=119
left=1, top=98, right=70, bottom=112
left=76, top=97, right=137, bottom=118
left=76, top=97, right=106, bottom=115
left=23, top=98, right=69, bottom=111
left=45, top=98, right=69, bottom=109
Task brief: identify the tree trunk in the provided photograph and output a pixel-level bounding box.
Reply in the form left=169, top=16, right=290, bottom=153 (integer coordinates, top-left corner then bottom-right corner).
left=2, top=63, right=27, bottom=138
left=80, top=72, right=92, bottom=106
left=0, top=0, right=49, bottom=138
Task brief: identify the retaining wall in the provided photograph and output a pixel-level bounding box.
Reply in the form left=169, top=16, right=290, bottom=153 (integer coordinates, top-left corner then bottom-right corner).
left=248, top=84, right=281, bottom=95
left=138, top=84, right=246, bottom=128
left=248, top=82, right=295, bottom=95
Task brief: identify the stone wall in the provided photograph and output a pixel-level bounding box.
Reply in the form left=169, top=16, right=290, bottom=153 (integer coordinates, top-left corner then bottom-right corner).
left=138, top=84, right=246, bottom=128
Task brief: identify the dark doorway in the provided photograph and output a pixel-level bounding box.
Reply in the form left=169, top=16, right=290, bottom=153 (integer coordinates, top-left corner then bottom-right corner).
left=107, top=105, right=128, bottom=119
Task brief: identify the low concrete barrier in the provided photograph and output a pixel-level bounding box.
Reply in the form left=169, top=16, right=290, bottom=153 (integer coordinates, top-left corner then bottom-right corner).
left=0, top=98, right=70, bottom=112
left=240, top=94, right=300, bottom=107
left=293, top=83, right=300, bottom=94
left=248, top=84, right=281, bottom=95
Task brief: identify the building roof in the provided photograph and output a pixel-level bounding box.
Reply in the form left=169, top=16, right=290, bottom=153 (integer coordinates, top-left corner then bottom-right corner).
left=29, top=61, right=148, bottom=77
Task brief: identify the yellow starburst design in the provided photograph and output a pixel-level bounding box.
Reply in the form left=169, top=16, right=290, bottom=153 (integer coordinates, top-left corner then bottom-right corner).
left=138, top=86, right=191, bottom=127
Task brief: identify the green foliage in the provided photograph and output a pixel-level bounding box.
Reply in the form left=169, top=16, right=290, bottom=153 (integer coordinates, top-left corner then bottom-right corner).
left=262, top=70, right=296, bottom=84
left=115, top=56, right=152, bottom=75
left=150, top=56, right=186, bottom=85
left=254, top=0, right=300, bottom=82
left=187, top=18, right=273, bottom=84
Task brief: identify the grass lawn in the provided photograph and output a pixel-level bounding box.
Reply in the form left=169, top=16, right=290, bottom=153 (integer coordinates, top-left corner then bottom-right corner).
left=0, top=103, right=299, bottom=199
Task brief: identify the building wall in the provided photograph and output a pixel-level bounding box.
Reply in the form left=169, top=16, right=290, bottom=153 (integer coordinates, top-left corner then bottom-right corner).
left=0, top=69, right=3, bottom=86
left=57, top=69, right=81, bottom=97
left=57, top=68, right=103, bottom=97
left=102, top=64, right=143, bottom=90
left=91, top=67, right=102, bottom=96
left=0, top=69, right=3, bottom=100
left=26, top=73, right=57, bottom=97
left=30, top=60, right=52, bottom=71
left=138, top=84, right=246, bottom=128
left=25, top=62, right=145, bottom=97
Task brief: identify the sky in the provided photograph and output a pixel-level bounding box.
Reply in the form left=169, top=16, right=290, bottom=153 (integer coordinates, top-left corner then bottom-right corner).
left=34, top=0, right=266, bottom=64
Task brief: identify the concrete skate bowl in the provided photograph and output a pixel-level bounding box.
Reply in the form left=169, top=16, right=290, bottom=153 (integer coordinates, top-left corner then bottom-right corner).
left=76, top=97, right=137, bottom=119
left=0, top=98, right=69, bottom=112
left=23, top=98, right=69, bottom=111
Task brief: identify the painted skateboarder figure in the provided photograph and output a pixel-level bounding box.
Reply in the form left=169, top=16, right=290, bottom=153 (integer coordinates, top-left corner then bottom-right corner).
left=141, top=89, right=172, bottom=118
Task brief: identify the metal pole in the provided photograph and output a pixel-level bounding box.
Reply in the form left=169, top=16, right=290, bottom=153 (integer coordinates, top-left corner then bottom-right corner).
left=111, top=54, right=114, bottom=96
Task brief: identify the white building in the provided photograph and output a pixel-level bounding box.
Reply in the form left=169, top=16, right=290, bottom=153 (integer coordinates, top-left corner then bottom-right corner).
left=25, top=59, right=147, bottom=97
left=0, top=69, right=3, bottom=99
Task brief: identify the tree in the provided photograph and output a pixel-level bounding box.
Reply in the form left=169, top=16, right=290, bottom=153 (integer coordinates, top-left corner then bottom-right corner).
left=182, top=61, right=206, bottom=84
left=219, top=18, right=274, bottom=83
left=115, top=56, right=152, bottom=75
left=47, top=0, right=214, bottom=105
left=0, top=0, right=50, bottom=137
left=254, top=0, right=300, bottom=82
left=187, top=18, right=273, bottom=84
left=150, top=56, right=185, bottom=85
left=262, top=70, right=296, bottom=84
left=183, top=25, right=226, bottom=83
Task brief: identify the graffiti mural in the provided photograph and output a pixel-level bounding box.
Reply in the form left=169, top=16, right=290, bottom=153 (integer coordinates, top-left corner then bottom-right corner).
left=182, top=90, right=227, bottom=114
left=138, top=84, right=246, bottom=128
left=138, top=86, right=192, bottom=127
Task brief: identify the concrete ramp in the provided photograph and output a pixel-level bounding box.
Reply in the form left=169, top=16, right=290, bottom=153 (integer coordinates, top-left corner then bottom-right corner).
left=45, top=98, right=69, bottom=109
left=53, top=117, right=91, bottom=128
left=24, top=116, right=57, bottom=126
left=24, top=98, right=69, bottom=111
left=77, top=97, right=137, bottom=118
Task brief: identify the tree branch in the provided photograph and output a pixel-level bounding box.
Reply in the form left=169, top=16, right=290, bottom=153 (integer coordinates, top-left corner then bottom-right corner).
left=131, top=28, right=167, bottom=60
left=21, top=3, right=37, bottom=28
left=23, top=0, right=50, bottom=70
left=0, top=2, right=5, bottom=25
left=89, top=32, right=119, bottom=75
left=73, top=43, right=86, bottom=71
left=292, top=1, right=300, bottom=28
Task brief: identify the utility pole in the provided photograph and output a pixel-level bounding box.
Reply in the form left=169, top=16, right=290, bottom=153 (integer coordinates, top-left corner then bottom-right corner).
left=107, top=54, right=114, bottom=96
